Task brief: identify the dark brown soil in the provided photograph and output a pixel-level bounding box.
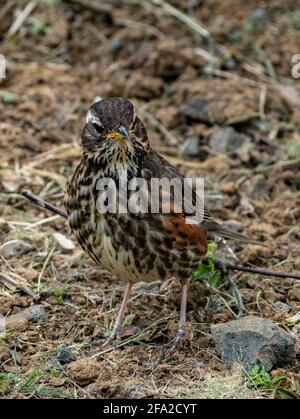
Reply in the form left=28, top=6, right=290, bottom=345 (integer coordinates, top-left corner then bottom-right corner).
left=0, top=0, right=299, bottom=399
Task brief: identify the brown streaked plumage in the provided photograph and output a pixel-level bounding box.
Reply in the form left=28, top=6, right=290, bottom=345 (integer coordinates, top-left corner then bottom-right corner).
left=65, top=97, right=258, bottom=354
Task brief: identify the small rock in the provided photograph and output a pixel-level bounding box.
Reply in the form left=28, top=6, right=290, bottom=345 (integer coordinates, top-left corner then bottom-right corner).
left=273, top=301, right=292, bottom=313
left=180, top=137, right=200, bottom=157
left=209, top=127, right=252, bottom=161
left=211, top=315, right=295, bottom=371
left=27, top=305, right=47, bottom=322
left=192, top=360, right=205, bottom=368
left=127, top=382, right=154, bottom=399
left=240, top=174, right=269, bottom=198
left=67, top=357, right=101, bottom=385
left=56, top=345, right=75, bottom=365
left=1, top=240, right=33, bottom=259
left=250, top=118, right=273, bottom=133
left=48, top=376, right=66, bottom=387
left=110, top=37, right=122, bottom=53
left=53, top=232, right=75, bottom=251
left=180, top=97, right=210, bottom=123
left=249, top=9, right=268, bottom=23
left=5, top=305, right=46, bottom=330
left=208, top=295, right=223, bottom=312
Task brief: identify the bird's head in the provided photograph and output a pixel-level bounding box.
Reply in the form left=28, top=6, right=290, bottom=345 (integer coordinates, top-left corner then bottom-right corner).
left=82, top=97, right=150, bottom=162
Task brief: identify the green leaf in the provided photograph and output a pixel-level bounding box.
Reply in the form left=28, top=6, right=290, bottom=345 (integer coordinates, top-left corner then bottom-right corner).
left=250, top=364, right=260, bottom=376
left=191, top=264, right=211, bottom=280
left=31, top=19, right=51, bottom=36
left=207, top=271, right=221, bottom=288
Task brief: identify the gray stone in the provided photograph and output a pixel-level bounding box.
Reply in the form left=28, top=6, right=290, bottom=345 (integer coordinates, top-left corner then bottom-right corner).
left=211, top=315, right=295, bottom=371
left=273, top=301, right=292, bottom=313
left=1, top=240, right=33, bottom=259
left=208, top=295, right=223, bottom=312
left=209, top=127, right=251, bottom=157
left=180, top=137, right=200, bottom=157
left=27, top=305, right=47, bottom=322
left=180, top=97, right=210, bottom=123
left=249, top=9, right=268, bottom=23
left=56, top=345, right=75, bottom=365
left=247, top=174, right=269, bottom=198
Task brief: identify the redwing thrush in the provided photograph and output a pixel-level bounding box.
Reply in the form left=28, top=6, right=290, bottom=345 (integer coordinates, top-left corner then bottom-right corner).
left=65, top=97, right=258, bottom=352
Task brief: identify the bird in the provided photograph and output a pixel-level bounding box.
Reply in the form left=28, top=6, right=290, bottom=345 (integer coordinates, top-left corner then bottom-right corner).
left=65, top=97, right=258, bottom=354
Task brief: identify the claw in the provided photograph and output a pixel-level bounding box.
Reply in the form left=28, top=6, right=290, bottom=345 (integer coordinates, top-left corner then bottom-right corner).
left=154, top=326, right=186, bottom=366
left=100, top=326, right=122, bottom=348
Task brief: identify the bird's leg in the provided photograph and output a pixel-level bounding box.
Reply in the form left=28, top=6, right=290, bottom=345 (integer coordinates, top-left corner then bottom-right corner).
left=170, top=282, right=188, bottom=349
left=214, top=259, right=245, bottom=318
left=155, top=283, right=188, bottom=364
left=101, top=282, right=133, bottom=347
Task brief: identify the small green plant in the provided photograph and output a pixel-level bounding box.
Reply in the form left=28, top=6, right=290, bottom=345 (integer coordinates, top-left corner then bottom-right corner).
left=0, top=329, right=12, bottom=346
left=243, top=22, right=254, bottom=32
left=288, top=14, right=300, bottom=30
left=0, top=92, right=19, bottom=105
left=31, top=19, right=51, bottom=36
left=0, top=369, right=70, bottom=398
left=248, top=364, right=284, bottom=387
left=247, top=365, right=298, bottom=399
left=54, top=287, right=65, bottom=305
left=192, top=243, right=221, bottom=288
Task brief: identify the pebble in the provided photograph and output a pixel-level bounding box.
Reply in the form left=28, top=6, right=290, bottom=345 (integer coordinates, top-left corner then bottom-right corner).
left=180, top=137, right=200, bottom=157
left=56, top=344, right=75, bottom=365
left=1, top=240, right=33, bottom=259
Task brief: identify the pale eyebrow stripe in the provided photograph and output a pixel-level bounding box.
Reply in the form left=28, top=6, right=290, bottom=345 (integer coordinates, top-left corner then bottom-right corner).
left=86, top=110, right=104, bottom=127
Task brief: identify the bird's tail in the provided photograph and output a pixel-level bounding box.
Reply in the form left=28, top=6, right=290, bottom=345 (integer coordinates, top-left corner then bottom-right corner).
left=203, top=222, right=263, bottom=245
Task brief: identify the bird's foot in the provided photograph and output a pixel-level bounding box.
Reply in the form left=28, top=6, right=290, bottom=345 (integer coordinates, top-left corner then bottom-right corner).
left=154, top=326, right=186, bottom=366
left=100, top=325, right=122, bottom=348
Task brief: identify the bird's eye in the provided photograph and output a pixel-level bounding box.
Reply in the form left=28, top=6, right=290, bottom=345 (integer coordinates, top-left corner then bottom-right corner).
left=92, top=123, right=106, bottom=136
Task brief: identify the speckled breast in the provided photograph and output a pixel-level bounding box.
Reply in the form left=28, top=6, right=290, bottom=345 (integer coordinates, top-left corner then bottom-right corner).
left=65, top=167, right=204, bottom=283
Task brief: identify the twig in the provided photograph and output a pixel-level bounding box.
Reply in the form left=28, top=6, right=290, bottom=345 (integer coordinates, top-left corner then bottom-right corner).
left=148, top=0, right=209, bottom=38
left=21, top=190, right=68, bottom=219
left=37, top=247, right=56, bottom=292
left=8, top=0, right=37, bottom=35
left=91, top=315, right=173, bottom=357
left=0, top=272, right=37, bottom=298
left=64, top=0, right=112, bottom=16
left=226, top=264, right=300, bottom=281
left=20, top=190, right=300, bottom=281
left=203, top=67, right=264, bottom=88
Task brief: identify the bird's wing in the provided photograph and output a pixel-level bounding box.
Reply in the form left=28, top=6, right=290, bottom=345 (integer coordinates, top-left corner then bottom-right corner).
left=142, top=150, right=262, bottom=245
left=142, top=149, right=212, bottom=222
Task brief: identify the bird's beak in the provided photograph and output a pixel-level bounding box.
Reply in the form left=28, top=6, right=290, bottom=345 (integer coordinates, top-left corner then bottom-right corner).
left=106, top=126, right=129, bottom=141
left=117, top=126, right=129, bottom=139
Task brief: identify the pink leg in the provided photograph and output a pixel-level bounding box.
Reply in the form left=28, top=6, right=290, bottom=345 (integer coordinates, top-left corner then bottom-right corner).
left=155, top=283, right=188, bottom=364
left=102, top=283, right=133, bottom=347
left=169, top=282, right=188, bottom=348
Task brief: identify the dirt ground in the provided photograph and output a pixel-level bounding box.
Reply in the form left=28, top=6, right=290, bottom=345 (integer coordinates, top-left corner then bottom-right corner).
left=0, top=0, right=300, bottom=399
